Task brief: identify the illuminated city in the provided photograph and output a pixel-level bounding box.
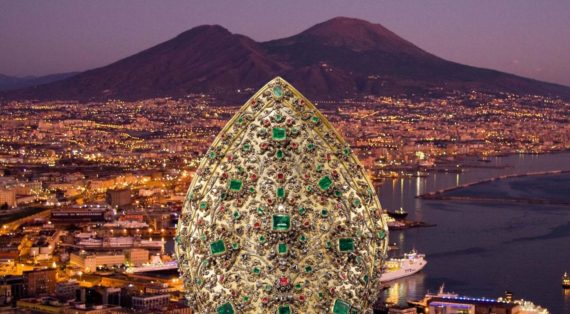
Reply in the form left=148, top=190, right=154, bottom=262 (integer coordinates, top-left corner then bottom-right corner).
left=0, top=1, right=569, bottom=313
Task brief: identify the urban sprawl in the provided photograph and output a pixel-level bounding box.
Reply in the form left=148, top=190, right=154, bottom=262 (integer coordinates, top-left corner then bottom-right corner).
left=0, top=90, right=567, bottom=313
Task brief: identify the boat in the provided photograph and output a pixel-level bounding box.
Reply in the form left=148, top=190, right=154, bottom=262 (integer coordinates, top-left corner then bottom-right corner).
left=380, top=250, right=426, bottom=283
left=408, top=285, right=549, bottom=313
left=563, top=272, right=570, bottom=289
left=125, top=255, right=178, bottom=273
left=386, top=207, right=408, bottom=220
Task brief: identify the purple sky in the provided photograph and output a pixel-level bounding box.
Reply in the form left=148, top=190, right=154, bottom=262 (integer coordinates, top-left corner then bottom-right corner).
left=1, top=0, right=569, bottom=86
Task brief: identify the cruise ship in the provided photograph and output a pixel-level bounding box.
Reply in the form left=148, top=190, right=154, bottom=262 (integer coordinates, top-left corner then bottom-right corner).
left=409, top=286, right=549, bottom=314
left=380, top=250, right=427, bottom=283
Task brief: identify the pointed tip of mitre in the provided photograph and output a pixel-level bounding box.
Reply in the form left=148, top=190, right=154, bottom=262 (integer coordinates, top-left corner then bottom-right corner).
left=242, top=76, right=311, bottom=107
left=266, top=76, right=293, bottom=90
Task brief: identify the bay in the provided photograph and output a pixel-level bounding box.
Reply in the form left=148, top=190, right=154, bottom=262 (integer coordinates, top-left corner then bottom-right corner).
left=379, top=152, right=570, bottom=314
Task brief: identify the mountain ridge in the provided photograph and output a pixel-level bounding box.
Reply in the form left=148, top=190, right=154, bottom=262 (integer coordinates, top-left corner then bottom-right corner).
left=3, top=17, right=569, bottom=102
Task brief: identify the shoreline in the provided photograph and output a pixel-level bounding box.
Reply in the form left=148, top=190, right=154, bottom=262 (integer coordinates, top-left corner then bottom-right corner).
left=417, top=169, right=570, bottom=205
left=376, top=150, right=570, bottom=179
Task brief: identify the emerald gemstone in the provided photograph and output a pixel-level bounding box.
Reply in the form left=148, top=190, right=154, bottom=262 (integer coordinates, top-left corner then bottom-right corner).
left=217, top=302, right=235, bottom=314
left=208, top=151, right=216, bottom=159
left=377, top=230, right=387, bottom=239
left=325, top=241, right=332, bottom=249
left=334, top=189, right=342, bottom=197
left=210, top=240, right=226, bottom=256
left=295, top=283, right=303, bottom=290
left=233, top=211, right=240, bottom=220
left=333, top=299, right=351, bottom=314
left=272, top=85, right=283, bottom=98
left=199, top=201, right=208, bottom=210
left=272, top=127, right=287, bottom=141
left=338, top=238, right=355, bottom=252
left=304, top=265, right=313, bottom=273
left=298, top=207, right=306, bottom=215
left=277, top=243, right=288, bottom=255
left=242, top=295, right=250, bottom=302
left=343, top=148, right=351, bottom=156
left=299, top=234, right=307, bottom=242
left=306, top=185, right=313, bottom=192
left=252, top=267, right=261, bottom=275
left=276, top=150, right=284, bottom=159
left=307, top=143, right=315, bottom=151
left=361, top=274, right=369, bottom=283
left=259, top=235, right=266, bottom=243
left=311, top=116, right=320, bottom=124
left=272, top=214, right=291, bottom=232
left=238, top=116, right=244, bottom=125
left=229, top=179, right=243, bottom=192
left=353, top=199, right=361, bottom=207
left=351, top=308, right=360, bottom=314
left=264, top=284, right=272, bottom=292
left=249, top=187, right=255, bottom=193
left=231, top=242, right=240, bottom=250
left=321, top=208, right=329, bottom=217
left=318, top=176, right=333, bottom=191
left=278, top=304, right=291, bottom=314
left=195, top=278, right=202, bottom=285
left=257, top=207, right=265, bottom=215
left=291, top=127, right=299, bottom=135
left=316, top=164, right=323, bottom=172
left=318, top=292, right=324, bottom=299
left=275, top=114, right=283, bottom=122
left=276, top=187, right=285, bottom=199
left=242, top=143, right=251, bottom=151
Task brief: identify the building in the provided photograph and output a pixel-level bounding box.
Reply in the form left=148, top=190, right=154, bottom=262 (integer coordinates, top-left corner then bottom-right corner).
left=51, top=206, right=108, bottom=223
left=106, top=189, right=131, bottom=208
left=56, top=280, right=80, bottom=301
left=70, top=252, right=125, bottom=273
left=125, top=249, right=149, bottom=266
left=0, top=188, right=16, bottom=208
left=131, top=293, right=169, bottom=311
left=0, top=275, right=25, bottom=301
left=0, top=284, right=12, bottom=305
left=24, top=268, right=57, bottom=297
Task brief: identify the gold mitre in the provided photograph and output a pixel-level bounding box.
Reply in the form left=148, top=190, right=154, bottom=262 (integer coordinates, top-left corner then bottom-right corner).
left=175, top=77, right=388, bottom=313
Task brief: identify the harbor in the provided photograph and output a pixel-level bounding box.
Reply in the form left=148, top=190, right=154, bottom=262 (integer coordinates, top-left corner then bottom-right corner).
left=377, top=152, right=570, bottom=314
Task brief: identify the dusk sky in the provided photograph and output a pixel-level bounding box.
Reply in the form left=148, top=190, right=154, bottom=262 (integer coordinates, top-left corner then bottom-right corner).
left=1, top=0, right=569, bottom=86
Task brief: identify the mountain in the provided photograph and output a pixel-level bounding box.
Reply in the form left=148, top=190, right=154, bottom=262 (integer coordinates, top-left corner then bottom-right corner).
left=0, top=72, right=77, bottom=91
left=3, top=17, right=569, bottom=102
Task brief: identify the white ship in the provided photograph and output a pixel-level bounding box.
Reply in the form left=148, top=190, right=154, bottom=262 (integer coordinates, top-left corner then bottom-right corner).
left=126, top=255, right=178, bottom=273
left=380, top=250, right=427, bottom=283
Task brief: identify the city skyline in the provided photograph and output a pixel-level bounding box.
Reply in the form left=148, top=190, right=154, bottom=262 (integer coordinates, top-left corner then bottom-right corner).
left=1, top=0, right=569, bottom=86
left=0, top=2, right=568, bottom=313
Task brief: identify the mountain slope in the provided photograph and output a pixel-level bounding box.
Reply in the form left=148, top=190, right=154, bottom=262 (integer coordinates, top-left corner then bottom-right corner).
left=3, top=17, right=569, bottom=102
left=261, top=17, right=570, bottom=98
left=5, top=25, right=286, bottom=101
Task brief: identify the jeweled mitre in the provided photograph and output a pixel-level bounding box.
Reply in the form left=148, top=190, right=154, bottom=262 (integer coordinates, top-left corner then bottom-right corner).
left=175, top=77, right=388, bottom=313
